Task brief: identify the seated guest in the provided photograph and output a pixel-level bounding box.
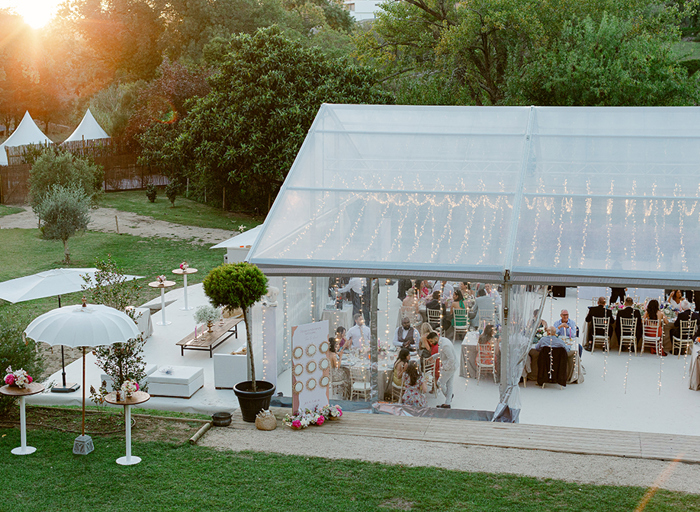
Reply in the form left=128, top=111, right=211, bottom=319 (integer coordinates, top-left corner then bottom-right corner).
left=392, top=348, right=411, bottom=387
left=584, top=299, right=611, bottom=346
left=535, top=326, right=571, bottom=352
left=335, top=326, right=348, bottom=350
left=642, top=299, right=668, bottom=355
left=554, top=309, right=578, bottom=339
left=469, top=288, right=494, bottom=328
left=401, top=360, right=427, bottom=407
left=419, top=323, right=435, bottom=358
left=328, top=337, right=340, bottom=368
left=426, top=291, right=448, bottom=330
left=451, top=290, right=469, bottom=339
left=484, top=283, right=502, bottom=309
left=400, top=288, right=421, bottom=326
left=393, top=317, right=419, bottom=349
left=614, top=296, right=643, bottom=344
left=670, top=299, right=700, bottom=340
left=432, top=280, right=454, bottom=304
left=418, top=280, right=431, bottom=300
left=668, top=290, right=683, bottom=309
left=478, top=324, right=496, bottom=345
left=346, top=313, right=371, bottom=352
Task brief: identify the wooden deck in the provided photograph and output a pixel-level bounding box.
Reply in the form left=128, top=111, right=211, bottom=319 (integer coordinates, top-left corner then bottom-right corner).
left=229, top=407, right=700, bottom=464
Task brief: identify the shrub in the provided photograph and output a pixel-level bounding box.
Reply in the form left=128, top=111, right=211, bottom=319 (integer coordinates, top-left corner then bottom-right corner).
left=146, top=183, right=157, bottom=202
left=0, top=326, right=45, bottom=415
left=165, top=179, right=180, bottom=206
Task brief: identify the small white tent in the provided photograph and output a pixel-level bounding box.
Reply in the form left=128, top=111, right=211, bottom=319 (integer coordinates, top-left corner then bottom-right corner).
left=211, top=225, right=264, bottom=263
left=63, top=109, right=110, bottom=144
left=0, top=111, right=51, bottom=165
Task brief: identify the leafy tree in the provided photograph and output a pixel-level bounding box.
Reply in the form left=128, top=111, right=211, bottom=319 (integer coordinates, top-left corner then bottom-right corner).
left=356, top=0, right=700, bottom=106
left=35, top=184, right=91, bottom=264
left=85, top=81, right=146, bottom=140
left=29, top=150, right=104, bottom=211
left=168, top=26, right=392, bottom=209
left=90, top=335, right=148, bottom=400
left=0, top=326, right=45, bottom=415
left=203, top=263, right=268, bottom=391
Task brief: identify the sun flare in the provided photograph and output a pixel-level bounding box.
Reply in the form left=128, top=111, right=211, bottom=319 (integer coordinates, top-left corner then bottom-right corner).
left=2, top=0, right=61, bottom=29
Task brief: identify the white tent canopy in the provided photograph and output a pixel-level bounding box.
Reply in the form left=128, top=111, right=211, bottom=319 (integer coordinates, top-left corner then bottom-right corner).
left=63, top=108, right=110, bottom=144
left=248, top=104, right=700, bottom=289
left=211, top=225, right=264, bottom=250
left=0, top=111, right=51, bottom=165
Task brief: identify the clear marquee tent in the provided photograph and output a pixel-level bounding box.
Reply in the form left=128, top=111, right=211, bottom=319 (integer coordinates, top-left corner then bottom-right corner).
left=62, top=108, right=110, bottom=144
left=0, top=111, right=51, bottom=165
left=248, top=104, right=700, bottom=419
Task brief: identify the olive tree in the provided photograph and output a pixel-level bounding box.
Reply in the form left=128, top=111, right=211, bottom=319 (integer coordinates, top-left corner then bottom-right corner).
left=203, top=262, right=268, bottom=391
left=35, top=184, right=90, bottom=264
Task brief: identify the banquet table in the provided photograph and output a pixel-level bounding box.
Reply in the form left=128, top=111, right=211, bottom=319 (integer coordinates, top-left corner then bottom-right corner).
left=525, top=340, right=584, bottom=385
left=459, top=332, right=500, bottom=381
left=339, top=349, right=418, bottom=400
left=689, top=342, right=700, bottom=391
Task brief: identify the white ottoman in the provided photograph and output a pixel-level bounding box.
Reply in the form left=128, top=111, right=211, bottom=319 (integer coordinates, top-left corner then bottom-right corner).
left=100, top=363, right=157, bottom=391
left=148, top=366, right=204, bottom=399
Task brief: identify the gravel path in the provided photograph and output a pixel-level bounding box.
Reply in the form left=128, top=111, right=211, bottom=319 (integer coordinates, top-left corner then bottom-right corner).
left=0, top=206, right=237, bottom=245
left=200, top=426, right=700, bottom=495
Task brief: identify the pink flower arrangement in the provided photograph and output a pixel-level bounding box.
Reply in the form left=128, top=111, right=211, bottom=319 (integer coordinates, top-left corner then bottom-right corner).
left=291, top=419, right=301, bottom=429
left=4, top=367, right=33, bottom=388
left=283, top=404, right=343, bottom=429
left=316, top=415, right=325, bottom=426
left=180, top=261, right=189, bottom=271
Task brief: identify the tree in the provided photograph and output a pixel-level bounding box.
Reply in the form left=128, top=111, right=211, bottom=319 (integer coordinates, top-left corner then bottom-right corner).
left=81, top=254, right=141, bottom=312
left=0, top=326, right=44, bottom=415
left=203, top=263, right=268, bottom=391
left=29, top=150, right=104, bottom=212
left=35, top=184, right=91, bottom=264
left=356, top=0, right=700, bottom=106
left=167, top=26, right=392, bottom=209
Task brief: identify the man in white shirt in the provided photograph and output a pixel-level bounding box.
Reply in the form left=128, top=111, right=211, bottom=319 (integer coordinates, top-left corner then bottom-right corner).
left=484, top=283, right=502, bottom=309
left=346, top=313, right=371, bottom=352
left=336, top=278, right=368, bottom=323
left=428, top=332, right=457, bottom=408
left=393, top=317, right=419, bottom=350
left=432, top=281, right=455, bottom=304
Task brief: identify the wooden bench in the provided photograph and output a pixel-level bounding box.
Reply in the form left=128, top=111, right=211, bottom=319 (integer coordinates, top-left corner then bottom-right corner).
left=176, top=315, right=244, bottom=357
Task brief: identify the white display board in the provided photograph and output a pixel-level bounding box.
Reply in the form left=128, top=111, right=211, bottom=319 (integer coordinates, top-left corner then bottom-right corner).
left=291, top=320, right=330, bottom=414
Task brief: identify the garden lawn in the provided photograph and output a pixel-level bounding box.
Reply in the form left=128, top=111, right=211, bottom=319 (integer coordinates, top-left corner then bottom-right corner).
left=0, top=204, right=23, bottom=217
left=0, top=429, right=698, bottom=511
left=0, top=228, right=223, bottom=338
left=99, top=189, right=261, bottom=231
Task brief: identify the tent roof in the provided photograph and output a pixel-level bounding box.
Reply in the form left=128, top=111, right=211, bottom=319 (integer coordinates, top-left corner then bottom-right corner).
left=0, top=111, right=51, bottom=165
left=211, top=225, right=264, bottom=249
left=63, top=108, right=110, bottom=143
left=248, top=104, right=700, bottom=288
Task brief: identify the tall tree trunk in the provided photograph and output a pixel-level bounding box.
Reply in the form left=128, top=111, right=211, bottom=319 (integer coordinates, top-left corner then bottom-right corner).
left=243, top=307, right=256, bottom=392
left=63, top=239, right=71, bottom=264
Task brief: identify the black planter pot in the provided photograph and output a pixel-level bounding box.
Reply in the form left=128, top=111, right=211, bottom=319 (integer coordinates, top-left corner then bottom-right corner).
left=233, top=380, right=276, bottom=422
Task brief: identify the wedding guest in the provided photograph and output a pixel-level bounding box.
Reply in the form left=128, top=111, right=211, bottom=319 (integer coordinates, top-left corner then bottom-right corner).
left=401, top=360, right=427, bottom=407
left=427, top=331, right=456, bottom=409
left=400, top=288, right=421, bottom=326
left=336, top=278, right=369, bottom=324
left=668, top=290, right=683, bottom=309
left=346, top=313, right=371, bottom=352
left=328, top=337, right=340, bottom=368
left=584, top=298, right=613, bottom=348
left=554, top=309, right=577, bottom=339
left=535, top=326, right=571, bottom=352
left=670, top=299, right=700, bottom=341
left=478, top=324, right=496, bottom=345
left=392, top=348, right=411, bottom=387
left=614, top=296, right=643, bottom=344
left=335, top=326, right=348, bottom=349
left=419, top=322, right=435, bottom=358
left=393, top=317, right=419, bottom=350
left=643, top=299, right=668, bottom=356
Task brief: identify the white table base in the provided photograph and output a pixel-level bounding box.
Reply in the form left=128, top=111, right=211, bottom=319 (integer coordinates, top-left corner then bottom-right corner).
left=11, top=396, right=36, bottom=455
left=180, top=273, right=193, bottom=311
left=157, top=287, right=171, bottom=326
left=116, top=404, right=141, bottom=465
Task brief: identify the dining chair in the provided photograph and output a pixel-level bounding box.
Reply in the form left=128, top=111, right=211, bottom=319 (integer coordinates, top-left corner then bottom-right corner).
left=427, top=308, right=442, bottom=330
left=452, top=308, right=468, bottom=340
left=640, top=319, right=661, bottom=355
left=476, top=342, right=496, bottom=383
left=618, top=317, right=637, bottom=354
left=349, top=366, right=371, bottom=401
left=672, top=320, right=697, bottom=358
left=421, top=357, right=437, bottom=397
left=390, top=375, right=403, bottom=403
left=591, top=317, right=610, bottom=353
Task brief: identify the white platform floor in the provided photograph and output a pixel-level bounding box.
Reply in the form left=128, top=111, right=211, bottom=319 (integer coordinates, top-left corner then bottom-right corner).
left=26, top=284, right=700, bottom=437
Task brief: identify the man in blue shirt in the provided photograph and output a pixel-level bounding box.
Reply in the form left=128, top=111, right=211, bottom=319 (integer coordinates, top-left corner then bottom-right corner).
left=553, top=309, right=577, bottom=339
left=535, top=326, right=571, bottom=352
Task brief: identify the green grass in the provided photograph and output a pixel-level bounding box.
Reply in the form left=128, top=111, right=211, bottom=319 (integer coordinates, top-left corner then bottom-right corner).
left=0, top=204, right=23, bottom=217
left=0, top=228, right=225, bottom=345
left=99, top=189, right=261, bottom=232
left=0, top=429, right=698, bottom=511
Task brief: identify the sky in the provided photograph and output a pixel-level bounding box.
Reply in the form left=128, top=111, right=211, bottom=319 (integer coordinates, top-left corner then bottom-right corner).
left=0, top=0, right=62, bottom=29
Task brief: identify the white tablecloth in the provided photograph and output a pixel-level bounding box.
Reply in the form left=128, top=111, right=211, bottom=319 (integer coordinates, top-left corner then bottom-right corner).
left=321, top=304, right=353, bottom=337
left=134, top=307, right=153, bottom=338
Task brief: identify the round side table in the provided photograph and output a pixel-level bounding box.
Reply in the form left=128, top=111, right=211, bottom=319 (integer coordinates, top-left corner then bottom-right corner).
left=0, top=382, right=45, bottom=455
left=172, top=268, right=198, bottom=311
left=148, top=280, right=176, bottom=326
left=104, top=390, right=150, bottom=465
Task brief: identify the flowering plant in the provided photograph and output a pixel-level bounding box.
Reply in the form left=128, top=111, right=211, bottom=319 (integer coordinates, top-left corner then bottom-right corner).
left=157, top=275, right=167, bottom=284
left=534, top=326, right=546, bottom=342
left=283, top=404, right=343, bottom=429
left=4, top=366, right=33, bottom=388
left=238, top=225, right=247, bottom=233
left=180, top=261, right=189, bottom=271
left=121, top=379, right=139, bottom=398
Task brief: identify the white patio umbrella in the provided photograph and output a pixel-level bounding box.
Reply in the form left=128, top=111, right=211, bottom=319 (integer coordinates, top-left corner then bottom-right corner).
left=0, top=268, right=142, bottom=392
left=24, top=301, right=140, bottom=455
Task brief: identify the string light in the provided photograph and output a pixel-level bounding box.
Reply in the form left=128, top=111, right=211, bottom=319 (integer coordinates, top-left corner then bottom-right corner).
left=309, top=278, right=315, bottom=322
left=283, top=277, right=289, bottom=370
left=386, top=278, right=391, bottom=352
left=262, top=304, right=267, bottom=381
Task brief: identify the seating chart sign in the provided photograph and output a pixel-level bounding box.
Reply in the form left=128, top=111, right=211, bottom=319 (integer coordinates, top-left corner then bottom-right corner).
left=292, top=320, right=330, bottom=414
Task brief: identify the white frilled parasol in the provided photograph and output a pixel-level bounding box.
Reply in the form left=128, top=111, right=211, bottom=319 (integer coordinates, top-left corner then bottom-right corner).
left=24, top=301, right=140, bottom=454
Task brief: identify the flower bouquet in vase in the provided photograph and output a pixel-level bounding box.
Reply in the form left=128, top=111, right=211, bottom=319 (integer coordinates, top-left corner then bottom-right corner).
left=4, top=366, right=33, bottom=389
left=180, top=261, right=189, bottom=271
left=195, top=305, right=219, bottom=332
left=121, top=379, right=139, bottom=399
left=157, top=275, right=167, bottom=284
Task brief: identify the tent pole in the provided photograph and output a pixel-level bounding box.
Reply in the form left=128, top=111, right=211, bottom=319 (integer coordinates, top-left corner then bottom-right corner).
left=369, top=277, right=379, bottom=402
left=82, top=347, right=86, bottom=436
left=499, top=273, right=510, bottom=400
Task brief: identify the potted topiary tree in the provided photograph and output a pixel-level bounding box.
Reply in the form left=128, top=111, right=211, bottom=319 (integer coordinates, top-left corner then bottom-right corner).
left=203, top=262, right=274, bottom=421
